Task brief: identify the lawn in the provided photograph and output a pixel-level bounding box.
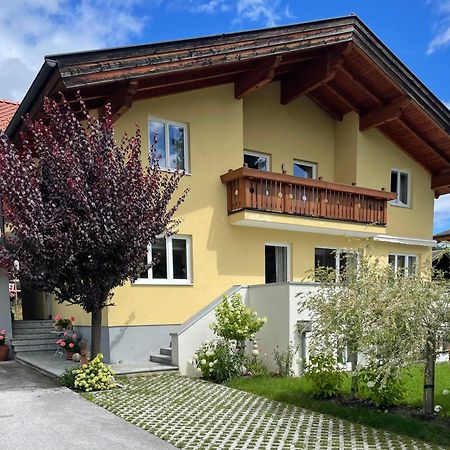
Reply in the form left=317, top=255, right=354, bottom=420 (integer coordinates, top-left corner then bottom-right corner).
left=227, top=362, right=450, bottom=448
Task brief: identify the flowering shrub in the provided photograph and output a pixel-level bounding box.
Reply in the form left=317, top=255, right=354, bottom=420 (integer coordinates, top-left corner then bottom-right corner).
left=72, top=354, right=116, bottom=392
left=192, top=340, right=243, bottom=383
left=54, top=315, right=75, bottom=330
left=273, top=344, right=296, bottom=377
left=0, top=329, right=6, bottom=346
left=305, top=352, right=344, bottom=398
left=211, top=294, right=267, bottom=341
left=56, top=332, right=80, bottom=353
left=359, top=365, right=405, bottom=407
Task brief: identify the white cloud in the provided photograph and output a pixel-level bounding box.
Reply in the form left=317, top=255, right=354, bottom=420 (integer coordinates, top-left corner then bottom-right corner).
left=434, top=194, right=450, bottom=232
left=0, top=0, right=147, bottom=101
left=427, top=0, right=450, bottom=54
left=236, top=0, right=286, bottom=27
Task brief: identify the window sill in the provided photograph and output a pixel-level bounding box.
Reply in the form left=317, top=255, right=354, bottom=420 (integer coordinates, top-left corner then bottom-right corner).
left=132, top=280, right=193, bottom=286
left=159, top=168, right=192, bottom=176
left=389, top=201, right=411, bottom=209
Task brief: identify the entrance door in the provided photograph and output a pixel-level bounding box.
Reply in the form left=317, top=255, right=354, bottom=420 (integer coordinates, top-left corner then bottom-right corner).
left=265, top=244, right=289, bottom=283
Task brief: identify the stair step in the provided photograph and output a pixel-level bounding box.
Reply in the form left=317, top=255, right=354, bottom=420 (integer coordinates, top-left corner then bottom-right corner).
left=13, top=343, right=58, bottom=352
left=12, top=327, right=54, bottom=335
left=160, top=347, right=172, bottom=356
left=13, top=320, right=53, bottom=328
left=12, top=333, right=57, bottom=341
left=150, top=354, right=173, bottom=365
left=12, top=338, right=57, bottom=346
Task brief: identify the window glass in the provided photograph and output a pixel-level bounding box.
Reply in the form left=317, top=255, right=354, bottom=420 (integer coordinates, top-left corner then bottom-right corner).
left=294, top=161, right=316, bottom=179
left=390, top=171, right=397, bottom=194
left=407, top=256, right=417, bottom=276
left=315, top=248, right=336, bottom=276
left=399, top=172, right=409, bottom=204
left=390, top=170, right=410, bottom=206
left=244, top=152, right=269, bottom=171
left=168, top=124, right=185, bottom=170
left=388, top=254, right=396, bottom=270
left=149, top=121, right=166, bottom=168
left=389, top=254, right=417, bottom=277
left=172, top=238, right=188, bottom=279
left=151, top=238, right=167, bottom=279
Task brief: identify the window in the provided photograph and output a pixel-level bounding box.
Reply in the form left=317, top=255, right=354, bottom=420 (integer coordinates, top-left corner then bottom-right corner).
left=244, top=150, right=270, bottom=171
left=265, top=243, right=290, bottom=283
left=136, top=235, right=192, bottom=284
left=314, top=248, right=358, bottom=281
left=390, top=169, right=410, bottom=206
left=149, top=118, right=188, bottom=171
left=389, top=254, right=417, bottom=276
left=293, top=160, right=317, bottom=179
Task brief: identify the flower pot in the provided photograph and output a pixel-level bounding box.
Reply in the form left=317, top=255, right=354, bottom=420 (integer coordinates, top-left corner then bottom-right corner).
left=0, top=345, right=9, bottom=361
left=66, top=351, right=75, bottom=361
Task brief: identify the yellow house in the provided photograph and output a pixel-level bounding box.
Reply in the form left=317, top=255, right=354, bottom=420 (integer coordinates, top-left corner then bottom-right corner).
left=6, top=16, right=450, bottom=369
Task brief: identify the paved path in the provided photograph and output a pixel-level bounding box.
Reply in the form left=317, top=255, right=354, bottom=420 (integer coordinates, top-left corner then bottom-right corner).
left=0, top=362, right=176, bottom=450
left=89, top=374, right=446, bottom=450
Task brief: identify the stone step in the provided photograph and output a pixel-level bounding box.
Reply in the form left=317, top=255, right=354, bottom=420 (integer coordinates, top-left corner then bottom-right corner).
left=150, top=354, right=173, bottom=365
left=12, top=338, right=58, bottom=346
left=11, top=327, right=54, bottom=335
left=12, top=333, right=57, bottom=341
left=13, top=343, right=58, bottom=353
left=13, top=320, right=53, bottom=328
left=160, top=347, right=172, bottom=357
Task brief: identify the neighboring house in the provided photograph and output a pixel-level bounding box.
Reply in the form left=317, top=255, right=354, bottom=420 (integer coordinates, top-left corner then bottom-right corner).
left=5, top=16, right=450, bottom=372
left=0, top=99, right=19, bottom=346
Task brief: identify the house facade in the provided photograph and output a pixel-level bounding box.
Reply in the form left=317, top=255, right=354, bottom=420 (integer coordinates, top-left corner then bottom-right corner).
left=6, top=16, right=450, bottom=368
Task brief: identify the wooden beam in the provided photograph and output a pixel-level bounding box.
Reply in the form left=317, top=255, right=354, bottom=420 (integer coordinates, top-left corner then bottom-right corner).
left=104, top=80, right=138, bottom=122
left=234, top=56, right=281, bottom=99
left=359, top=96, right=410, bottom=131
left=280, top=51, right=340, bottom=105
left=326, top=83, right=361, bottom=113
left=432, top=169, right=450, bottom=190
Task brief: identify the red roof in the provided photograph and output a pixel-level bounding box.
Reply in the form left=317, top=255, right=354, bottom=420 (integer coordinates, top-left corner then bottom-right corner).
left=0, top=100, right=19, bottom=131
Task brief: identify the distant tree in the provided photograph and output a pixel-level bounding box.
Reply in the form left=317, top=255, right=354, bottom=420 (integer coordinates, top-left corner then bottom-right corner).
left=0, top=96, right=187, bottom=356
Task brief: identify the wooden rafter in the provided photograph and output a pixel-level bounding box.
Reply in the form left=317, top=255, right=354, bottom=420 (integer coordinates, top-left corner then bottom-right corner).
left=359, top=96, right=410, bottom=131
left=280, top=51, right=342, bottom=105
left=432, top=169, right=450, bottom=190
left=103, top=80, right=139, bottom=123
left=234, top=56, right=281, bottom=99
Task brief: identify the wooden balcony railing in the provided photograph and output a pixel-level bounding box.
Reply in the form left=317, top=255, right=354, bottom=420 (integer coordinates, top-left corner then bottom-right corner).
left=220, top=167, right=397, bottom=226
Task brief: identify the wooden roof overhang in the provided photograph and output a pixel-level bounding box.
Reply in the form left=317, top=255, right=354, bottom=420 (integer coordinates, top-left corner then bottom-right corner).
left=6, top=15, right=450, bottom=195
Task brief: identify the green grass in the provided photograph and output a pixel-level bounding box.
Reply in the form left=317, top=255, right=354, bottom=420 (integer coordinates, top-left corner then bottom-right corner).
left=227, top=362, right=450, bottom=448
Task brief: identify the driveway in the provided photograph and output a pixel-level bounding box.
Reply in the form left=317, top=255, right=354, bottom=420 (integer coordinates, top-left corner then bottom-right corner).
left=0, top=362, right=176, bottom=450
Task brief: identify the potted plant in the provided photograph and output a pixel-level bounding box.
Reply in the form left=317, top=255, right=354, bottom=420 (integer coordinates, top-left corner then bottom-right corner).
left=0, top=329, right=9, bottom=361
left=56, top=332, right=81, bottom=360
left=53, top=315, right=75, bottom=331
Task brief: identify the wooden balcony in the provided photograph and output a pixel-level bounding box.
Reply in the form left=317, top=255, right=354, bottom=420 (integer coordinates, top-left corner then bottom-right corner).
left=220, top=167, right=397, bottom=226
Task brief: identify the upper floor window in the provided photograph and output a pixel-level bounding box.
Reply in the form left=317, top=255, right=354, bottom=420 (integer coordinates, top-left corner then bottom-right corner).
left=314, top=248, right=358, bottom=281
left=149, top=118, right=189, bottom=172
left=293, top=160, right=317, bottom=179
left=390, top=169, right=410, bottom=207
left=136, top=235, right=192, bottom=285
left=244, top=150, right=270, bottom=171
left=388, top=254, right=417, bottom=276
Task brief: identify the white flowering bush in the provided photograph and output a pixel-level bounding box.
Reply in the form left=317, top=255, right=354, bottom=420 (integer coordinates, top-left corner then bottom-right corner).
left=72, top=354, right=116, bottom=392
left=304, top=352, right=344, bottom=398
left=211, top=294, right=267, bottom=342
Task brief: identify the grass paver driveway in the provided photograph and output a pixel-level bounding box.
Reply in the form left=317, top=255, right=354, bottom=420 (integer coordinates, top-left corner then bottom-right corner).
left=88, top=374, right=446, bottom=450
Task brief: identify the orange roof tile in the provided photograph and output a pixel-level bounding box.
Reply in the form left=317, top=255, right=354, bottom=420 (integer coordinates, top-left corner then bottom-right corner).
left=0, top=99, right=19, bottom=131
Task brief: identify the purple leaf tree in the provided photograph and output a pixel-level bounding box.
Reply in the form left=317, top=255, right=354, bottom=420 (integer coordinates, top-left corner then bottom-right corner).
left=0, top=96, right=187, bottom=356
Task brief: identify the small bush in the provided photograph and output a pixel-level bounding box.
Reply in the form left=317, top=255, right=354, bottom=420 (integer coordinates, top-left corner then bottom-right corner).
left=359, top=365, right=405, bottom=407
left=273, top=345, right=296, bottom=377
left=305, top=352, right=344, bottom=398
left=72, top=353, right=116, bottom=392
left=211, top=293, right=267, bottom=341
left=59, top=367, right=77, bottom=388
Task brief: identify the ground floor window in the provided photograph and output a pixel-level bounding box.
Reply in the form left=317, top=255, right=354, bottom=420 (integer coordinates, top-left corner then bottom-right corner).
left=388, top=254, right=417, bottom=276
left=314, top=248, right=358, bottom=281
left=265, top=243, right=290, bottom=283
left=136, top=235, right=192, bottom=284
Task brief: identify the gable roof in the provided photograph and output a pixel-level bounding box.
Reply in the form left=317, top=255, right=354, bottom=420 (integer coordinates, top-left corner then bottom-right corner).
left=6, top=15, right=450, bottom=194
left=0, top=100, right=19, bottom=131
left=434, top=229, right=450, bottom=241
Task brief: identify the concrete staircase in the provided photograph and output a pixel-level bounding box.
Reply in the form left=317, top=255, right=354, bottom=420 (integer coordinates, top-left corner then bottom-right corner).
left=150, top=346, right=175, bottom=366
left=12, top=320, right=57, bottom=354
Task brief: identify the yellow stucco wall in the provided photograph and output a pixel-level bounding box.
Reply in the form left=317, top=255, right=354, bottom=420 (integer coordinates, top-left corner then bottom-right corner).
left=53, top=82, right=434, bottom=327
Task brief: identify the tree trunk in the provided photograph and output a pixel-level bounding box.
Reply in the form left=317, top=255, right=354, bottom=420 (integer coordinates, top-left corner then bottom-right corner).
left=423, top=337, right=436, bottom=416
left=90, top=307, right=102, bottom=358
left=349, top=350, right=359, bottom=399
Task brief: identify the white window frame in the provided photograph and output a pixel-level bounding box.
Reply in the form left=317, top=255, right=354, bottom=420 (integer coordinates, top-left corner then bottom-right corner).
left=293, top=160, right=318, bottom=179
left=148, top=116, right=190, bottom=173
left=314, top=247, right=359, bottom=281
left=244, top=150, right=271, bottom=172
left=264, top=242, right=291, bottom=282
left=388, top=253, right=417, bottom=276
left=390, top=168, right=411, bottom=208
left=135, top=235, right=192, bottom=285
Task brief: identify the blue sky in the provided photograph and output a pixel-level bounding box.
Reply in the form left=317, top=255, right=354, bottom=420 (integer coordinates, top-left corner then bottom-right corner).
left=1, top=0, right=450, bottom=232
